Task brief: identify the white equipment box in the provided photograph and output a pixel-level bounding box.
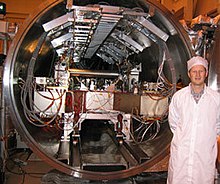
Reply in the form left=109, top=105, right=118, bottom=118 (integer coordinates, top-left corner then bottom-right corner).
left=34, top=89, right=66, bottom=115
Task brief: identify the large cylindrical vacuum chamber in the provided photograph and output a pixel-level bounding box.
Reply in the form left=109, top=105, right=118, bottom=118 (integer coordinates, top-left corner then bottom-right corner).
left=3, top=0, right=193, bottom=180
left=208, top=25, right=220, bottom=92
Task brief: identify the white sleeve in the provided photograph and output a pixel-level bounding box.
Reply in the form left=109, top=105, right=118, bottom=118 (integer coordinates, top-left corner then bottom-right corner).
left=168, top=95, right=180, bottom=134
left=215, top=94, right=220, bottom=136
left=217, top=105, right=220, bottom=136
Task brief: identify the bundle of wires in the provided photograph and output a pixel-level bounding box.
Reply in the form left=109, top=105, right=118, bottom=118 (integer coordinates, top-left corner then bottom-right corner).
left=19, top=32, right=65, bottom=127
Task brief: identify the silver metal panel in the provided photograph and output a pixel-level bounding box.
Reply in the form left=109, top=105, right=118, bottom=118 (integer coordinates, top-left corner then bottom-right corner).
left=68, top=17, right=98, bottom=24
left=135, top=16, right=169, bottom=42
left=100, top=5, right=121, bottom=14
left=70, top=5, right=101, bottom=12
left=47, top=22, right=73, bottom=36
left=84, top=15, right=121, bottom=58
left=101, top=45, right=123, bottom=62
left=107, top=44, right=127, bottom=58
left=51, top=33, right=72, bottom=48
left=111, top=32, right=143, bottom=53
left=56, top=48, right=66, bottom=56
left=96, top=52, right=115, bottom=64
left=121, top=34, right=144, bottom=52
left=43, top=13, right=71, bottom=32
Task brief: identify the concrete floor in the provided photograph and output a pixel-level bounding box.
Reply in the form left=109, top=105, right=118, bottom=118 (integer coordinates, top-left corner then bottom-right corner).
left=4, top=149, right=168, bottom=184
left=5, top=150, right=53, bottom=184
left=4, top=149, right=220, bottom=184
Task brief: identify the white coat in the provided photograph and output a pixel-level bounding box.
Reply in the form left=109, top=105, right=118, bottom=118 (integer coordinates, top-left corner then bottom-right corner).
left=167, top=85, right=220, bottom=184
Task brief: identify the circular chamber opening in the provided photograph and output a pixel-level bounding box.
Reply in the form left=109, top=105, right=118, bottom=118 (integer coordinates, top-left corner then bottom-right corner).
left=4, top=0, right=193, bottom=180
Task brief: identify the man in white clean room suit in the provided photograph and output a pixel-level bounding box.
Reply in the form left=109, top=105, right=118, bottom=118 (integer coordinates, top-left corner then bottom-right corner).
left=167, top=56, right=220, bottom=184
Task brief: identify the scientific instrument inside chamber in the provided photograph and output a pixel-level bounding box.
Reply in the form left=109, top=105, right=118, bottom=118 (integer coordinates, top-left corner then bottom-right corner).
left=4, top=0, right=193, bottom=180
left=25, top=3, right=173, bottom=152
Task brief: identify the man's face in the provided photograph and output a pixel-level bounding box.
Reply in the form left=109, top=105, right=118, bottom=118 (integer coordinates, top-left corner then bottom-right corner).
left=188, top=65, right=208, bottom=86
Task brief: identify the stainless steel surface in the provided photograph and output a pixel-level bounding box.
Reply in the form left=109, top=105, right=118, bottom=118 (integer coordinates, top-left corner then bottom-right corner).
left=135, top=16, right=169, bottom=42
left=208, top=25, right=220, bottom=92
left=3, top=0, right=193, bottom=181
left=69, top=69, right=119, bottom=77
